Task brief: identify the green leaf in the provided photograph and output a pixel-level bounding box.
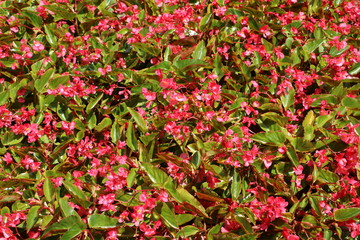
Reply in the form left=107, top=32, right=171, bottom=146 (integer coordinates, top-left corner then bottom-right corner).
left=334, top=208, right=360, bottom=221
left=286, top=145, right=299, bottom=167
left=251, top=131, right=286, bottom=146
left=43, top=178, right=55, bottom=202
left=342, top=97, right=360, bottom=108
left=35, top=68, right=55, bottom=93
left=43, top=215, right=86, bottom=236
left=317, top=169, right=339, bottom=183
left=334, top=0, right=343, bottom=7
left=302, top=214, right=319, bottom=228
left=261, top=38, right=274, bottom=52
left=290, top=137, right=314, bottom=152
left=132, top=42, right=161, bottom=56
left=231, top=171, right=241, bottom=200
left=0, top=91, right=9, bottom=105
left=59, top=197, right=77, bottom=217
left=192, top=40, right=207, bottom=60
left=314, top=114, right=333, bottom=128
left=303, top=39, right=325, bottom=53
left=86, top=93, right=104, bottom=114
left=126, top=168, right=137, bottom=188
left=127, top=107, right=148, bottom=132
left=141, top=162, right=170, bottom=185
left=22, top=10, right=43, bottom=28
left=227, top=8, right=244, bottom=17
left=110, top=122, right=121, bottom=144
left=126, top=121, right=138, bottom=152
left=1, top=132, right=23, bottom=146
left=176, top=188, right=209, bottom=218
left=235, top=216, right=253, bottom=233
left=349, top=62, right=360, bottom=75
left=43, top=5, right=76, bottom=21
left=156, top=202, right=178, bottom=229
left=214, top=53, right=224, bottom=78
left=88, top=214, right=118, bottom=229
left=200, top=13, right=212, bottom=31
left=95, top=118, right=112, bottom=132
left=49, top=75, right=69, bottom=89
left=329, top=45, right=349, bottom=57
left=248, top=17, right=260, bottom=31
left=176, top=214, right=195, bottom=226
left=44, top=25, right=58, bottom=47
left=261, top=112, right=288, bottom=126
left=140, top=132, right=158, bottom=145
left=60, top=225, right=83, bottom=240
left=176, top=226, right=199, bottom=238
left=280, top=87, right=295, bottom=110
left=309, top=196, right=322, bottom=216
left=191, top=151, right=201, bottom=169
left=303, top=110, right=315, bottom=127
left=26, top=205, right=41, bottom=232
left=173, top=59, right=208, bottom=72
left=63, top=181, right=91, bottom=208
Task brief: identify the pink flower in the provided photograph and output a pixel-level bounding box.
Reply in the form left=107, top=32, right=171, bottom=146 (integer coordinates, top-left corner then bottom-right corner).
left=142, top=88, right=156, bottom=101
left=21, top=156, right=41, bottom=172
left=51, top=177, right=63, bottom=187
left=32, top=41, right=44, bottom=52
left=98, top=193, right=116, bottom=212
left=2, top=153, right=13, bottom=165
left=61, top=121, right=76, bottom=135
left=140, top=223, right=156, bottom=237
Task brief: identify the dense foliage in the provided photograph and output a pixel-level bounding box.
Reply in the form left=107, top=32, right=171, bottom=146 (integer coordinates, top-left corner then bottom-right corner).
left=0, top=0, right=360, bottom=239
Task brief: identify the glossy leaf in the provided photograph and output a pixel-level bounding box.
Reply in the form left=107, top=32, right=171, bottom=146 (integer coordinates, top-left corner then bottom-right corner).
left=43, top=5, right=76, bottom=21
left=200, top=13, right=212, bottom=31
left=110, top=121, right=121, bottom=144
left=303, top=39, right=325, bottom=53
left=176, top=188, right=209, bottom=218
left=95, top=117, right=112, bottom=132
left=26, top=205, right=41, bottom=231
left=349, top=62, right=360, bottom=75
left=280, top=87, right=295, bottom=110
left=176, top=214, right=195, bottom=226
left=22, top=10, right=43, bottom=28
left=173, top=59, right=208, bottom=72
left=126, top=121, right=138, bottom=152
left=342, top=97, right=360, bottom=108
left=141, top=162, right=170, bottom=185
left=44, top=25, right=58, bottom=47
left=334, top=208, right=360, bottom=221
left=86, top=93, right=104, bottom=114
left=60, top=225, right=83, bottom=240
left=1, top=132, right=23, bottom=146
left=88, top=214, right=118, bottom=229
left=127, top=107, right=148, bottom=132
left=35, top=68, right=55, bottom=93
left=290, top=137, right=314, bottom=152
left=49, top=75, right=69, bottom=89
left=231, top=170, right=241, bottom=200
left=192, top=40, right=207, bottom=60
left=43, top=178, right=55, bottom=202
left=176, top=226, right=199, bottom=238
left=63, top=181, right=91, bottom=208
left=156, top=202, right=178, bottom=229
left=43, top=215, right=86, bottom=236
left=317, top=169, right=339, bottom=183
left=251, top=131, right=286, bottom=146
left=59, top=197, right=77, bottom=217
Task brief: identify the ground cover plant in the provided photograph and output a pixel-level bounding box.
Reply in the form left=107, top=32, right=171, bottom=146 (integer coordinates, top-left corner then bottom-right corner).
left=0, top=0, right=360, bottom=239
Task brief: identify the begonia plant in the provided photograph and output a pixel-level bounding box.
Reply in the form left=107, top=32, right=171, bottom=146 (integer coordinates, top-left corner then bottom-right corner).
left=0, top=0, right=360, bottom=239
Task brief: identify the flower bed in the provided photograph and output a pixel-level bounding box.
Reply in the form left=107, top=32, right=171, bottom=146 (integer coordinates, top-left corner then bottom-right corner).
left=0, top=0, right=360, bottom=239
